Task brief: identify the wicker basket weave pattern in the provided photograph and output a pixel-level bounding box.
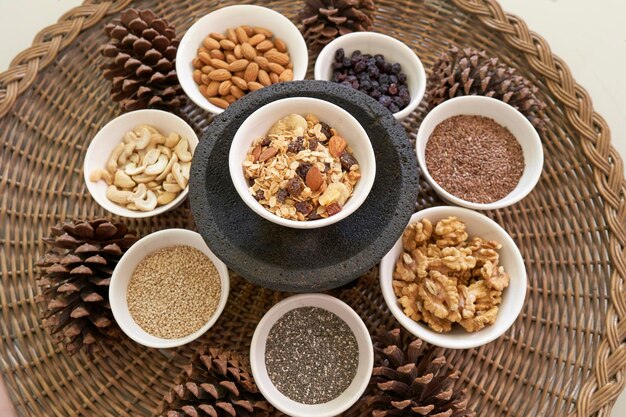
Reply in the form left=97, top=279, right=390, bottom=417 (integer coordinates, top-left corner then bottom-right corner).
left=0, top=0, right=624, bottom=416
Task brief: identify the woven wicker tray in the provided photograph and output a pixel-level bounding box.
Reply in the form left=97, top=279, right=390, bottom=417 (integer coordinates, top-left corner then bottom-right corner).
left=1, top=0, right=625, bottom=416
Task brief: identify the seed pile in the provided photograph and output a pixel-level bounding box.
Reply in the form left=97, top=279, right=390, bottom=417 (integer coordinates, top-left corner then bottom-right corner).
left=127, top=245, right=221, bottom=339
left=265, top=307, right=359, bottom=404
left=425, top=115, right=524, bottom=203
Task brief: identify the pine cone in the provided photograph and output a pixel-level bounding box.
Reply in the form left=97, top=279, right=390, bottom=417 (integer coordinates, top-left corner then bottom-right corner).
left=427, top=46, right=549, bottom=132
left=358, top=328, right=473, bottom=417
left=300, top=0, right=376, bottom=49
left=101, top=8, right=185, bottom=112
left=35, top=219, right=137, bottom=355
left=158, top=347, right=277, bottom=417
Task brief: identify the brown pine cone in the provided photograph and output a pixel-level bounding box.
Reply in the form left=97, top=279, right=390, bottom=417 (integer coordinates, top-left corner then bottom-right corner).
left=157, top=347, right=278, bottom=417
left=35, top=219, right=137, bottom=355
left=300, top=0, right=376, bottom=49
left=101, top=8, right=186, bottom=112
left=350, top=328, right=473, bottom=417
left=427, top=46, right=549, bottom=132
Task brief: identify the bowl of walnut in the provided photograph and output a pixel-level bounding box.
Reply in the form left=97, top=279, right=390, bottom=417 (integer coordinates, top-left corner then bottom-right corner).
left=379, top=206, right=527, bottom=349
left=229, top=96, right=376, bottom=229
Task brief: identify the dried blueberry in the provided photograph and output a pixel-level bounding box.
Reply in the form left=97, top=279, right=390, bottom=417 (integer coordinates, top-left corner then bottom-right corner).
left=254, top=189, right=265, bottom=201
left=335, top=48, right=345, bottom=61
left=367, top=65, right=379, bottom=78
left=308, top=211, right=322, bottom=220
left=370, top=89, right=382, bottom=99
left=389, top=103, right=400, bottom=113
left=389, top=74, right=398, bottom=84
left=382, top=62, right=392, bottom=73
left=351, top=49, right=362, bottom=58
left=336, top=72, right=348, bottom=82
left=287, top=136, right=304, bottom=153
left=276, top=189, right=289, bottom=203
left=260, top=137, right=271, bottom=146
left=342, top=57, right=351, bottom=68
left=398, top=73, right=407, bottom=83
left=360, top=80, right=372, bottom=91
left=379, top=95, right=392, bottom=107
left=308, top=138, right=318, bottom=150
left=319, top=122, right=332, bottom=138
left=388, top=83, right=398, bottom=95
left=295, top=200, right=313, bottom=215
left=391, top=63, right=402, bottom=74
left=341, top=80, right=352, bottom=88
left=393, top=96, right=404, bottom=107
left=354, top=61, right=367, bottom=73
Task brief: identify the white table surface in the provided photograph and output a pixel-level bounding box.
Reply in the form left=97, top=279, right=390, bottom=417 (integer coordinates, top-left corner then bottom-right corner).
left=0, top=1, right=624, bottom=416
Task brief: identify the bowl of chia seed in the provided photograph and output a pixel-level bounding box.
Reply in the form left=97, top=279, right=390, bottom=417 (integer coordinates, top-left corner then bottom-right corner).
left=250, top=294, right=373, bottom=417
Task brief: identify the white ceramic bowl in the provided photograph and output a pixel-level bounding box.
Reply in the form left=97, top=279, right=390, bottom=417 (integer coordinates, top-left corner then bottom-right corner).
left=380, top=206, right=527, bottom=349
left=176, top=5, right=308, bottom=114
left=314, top=32, right=426, bottom=120
left=109, top=229, right=229, bottom=349
left=83, top=109, right=198, bottom=218
left=229, top=97, right=376, bottom=229
left=416, top=95, right=543, bottom=210
left=250, top=294, right=373, bottom=417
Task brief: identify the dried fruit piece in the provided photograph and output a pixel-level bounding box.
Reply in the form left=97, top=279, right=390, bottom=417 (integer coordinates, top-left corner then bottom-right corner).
left=326, top=202, right=342, bottom=216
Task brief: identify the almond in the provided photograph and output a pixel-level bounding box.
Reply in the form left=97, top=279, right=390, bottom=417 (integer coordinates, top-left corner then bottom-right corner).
left=193, top=69, right=202, bottom=84
left=235, top=27, right=248, bottom=43
left=209, top=49, right=225, bottom=60
left=210, top=32, right=226, bottom=41
left=230, top=85, right=245, bottom=99
left=328, top=135, right=347, bottom=157
left=201, top=65, right=213, bottom=74
left=255, top=40, right=274, bottom=52
left=254, top=56, right=270, bottom=70
left=208, top=69, right=232, bottom=81
left=305, top=166, right=324, bottom=191
left=234, top=70, right=245, bottom=78
left=248, top=33, right=266, bottom=46
left=279, top=69, right=294, bottom=82
left=231, top=76, right=248, bottom=91
left=198, top=51, right=212, bottom=65
left=258, top=69, right=271, bottom=86
left=253, top=27, right=273, bottom=37
left=228, top=59, right=249, bottom=72
left=241, top=43, right=257, bottom=60
left=218, top=80, right=233, bottom=96
left=206, top=81, right=220, bottom=96
left=226, top=28, right=238, bottom=44
left=198, top=84, right=208, bottom=97
left=252, top=145, right=262, bottom=161
left=242, top=25, right=254, bottom=36
left=244, top=62, right=259, bottom=82
left=225, top=53, right=236, bottom=64
left=219, top=39, right=236, bottom=50
left=210, top=58, right=230, bottom=70
left=209, top=97, right=229, bottom=109
left=248, top=81, right=264, bottom=91
left=274, top=38, right=287, bottom=53
left=200, top=74, right=211, bottom=84
left=224, top=95, right=237, bottom=104
left=192, top=58, right=203, bottom=69
left=234, top=44, right=243, bottom=59
left=202, top=37, right=220, bottom=50
left=269, top=72, right=279, bottom=84
left=199, top=46, right=209, bottom=54
left=266, top=50, right=290, bottom=66
left=258, top=147, right=278, bottom=162
left=268, top=62, right=286, bottom=75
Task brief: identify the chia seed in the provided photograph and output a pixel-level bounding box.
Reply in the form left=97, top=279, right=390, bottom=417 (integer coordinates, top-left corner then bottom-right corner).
left=264, top=307, right=359, bottom=404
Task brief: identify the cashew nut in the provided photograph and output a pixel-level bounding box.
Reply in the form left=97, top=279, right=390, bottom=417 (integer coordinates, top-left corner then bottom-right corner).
left=146, top=181, right=160, bottom=190
left=142, top=149, right=160, bottom=166
left=163, top=181, right=182, bottom=193
left=132, top=173, right=157, bottom=184
left=106, top=143, right=125, bottom=173
left=130, top=190, right=157, bottom=211
left=155, top=153, right=177, bottom=182
left=180, top=162, right=191, bottom=179
left=89, top=169, right=112, bottom=185
left=134, top=124, right=159, bottom=135
left=129, top=153, right=139, bottom=164
left=114, top=170, right=136, bottom=189
left=123, top=131, right=138, bottom=144
left=124, top=162, right=145, bottom=176
left=118, top=142, right=136, bottom=166
left=157, top=145, right=172, bottom=158
left=174, top=137, right=192, bottom=162
left=171, top=163, right=188, bottom=189
left=144, top=154, right=168, bottom=175
left=157, top=191, right=177, bottom=205
left=134, top=126, right=152, bottom=150
left=150, top=133, right=166, bottom=146
left=128, top=183, right=147, bottom=200
left=106, top=185, right=132, bottom=204
left=164, top=132, right=181, bottom=148
left=127, top=202, right=138, bottom=210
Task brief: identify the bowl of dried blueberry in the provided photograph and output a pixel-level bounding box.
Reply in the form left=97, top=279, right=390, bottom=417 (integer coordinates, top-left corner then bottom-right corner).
left=229, top=96, right=376, bottom=229
left=314, top=32, right=426, bottom=120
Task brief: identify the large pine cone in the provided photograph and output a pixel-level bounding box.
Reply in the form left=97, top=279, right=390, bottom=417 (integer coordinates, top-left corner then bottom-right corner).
left=158, top=347, right=277, bottom=417
left=355, top=328, right=473, bottom=417
left=35, top=219, right=137, bottom=355
left=101, top=8, right=185, bottom=112
left=427, top=46, right=548, bottom=132
left=300, top=0, right=376, bottom=49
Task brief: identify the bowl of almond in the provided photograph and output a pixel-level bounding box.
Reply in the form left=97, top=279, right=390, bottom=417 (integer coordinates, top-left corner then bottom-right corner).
left=176, top=5, right=308, bottom=114
left=229, top=97, right=376, bottom=229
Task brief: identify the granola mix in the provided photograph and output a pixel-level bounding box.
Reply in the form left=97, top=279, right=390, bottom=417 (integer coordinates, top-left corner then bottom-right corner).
left=243, top=113, right=361, bottom=221
left=393, top=216, right=510, bottom=332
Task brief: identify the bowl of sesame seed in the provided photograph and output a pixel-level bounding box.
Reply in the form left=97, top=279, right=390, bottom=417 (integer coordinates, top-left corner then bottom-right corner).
left=109, top=228, right=229, bottom=348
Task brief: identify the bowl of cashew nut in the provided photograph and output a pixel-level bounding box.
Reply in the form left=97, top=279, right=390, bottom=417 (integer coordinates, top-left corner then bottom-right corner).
left=84, top=109, right=199, bottom=218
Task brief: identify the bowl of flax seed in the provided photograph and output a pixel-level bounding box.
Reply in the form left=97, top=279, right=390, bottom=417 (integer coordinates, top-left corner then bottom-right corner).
left=109, top=229, right=229, bottom=348
left=416, top=95, right=543, bottom=210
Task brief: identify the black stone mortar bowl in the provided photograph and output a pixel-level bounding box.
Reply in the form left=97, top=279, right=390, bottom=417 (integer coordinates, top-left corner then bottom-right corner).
left=189, top=80, right=418, bottom=292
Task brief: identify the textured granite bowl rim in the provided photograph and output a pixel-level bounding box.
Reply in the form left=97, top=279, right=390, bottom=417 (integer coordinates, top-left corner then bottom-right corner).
left=229, top=96, right=376, bottom=229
